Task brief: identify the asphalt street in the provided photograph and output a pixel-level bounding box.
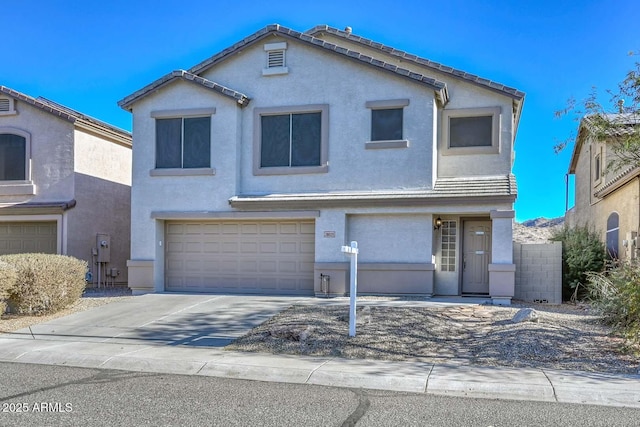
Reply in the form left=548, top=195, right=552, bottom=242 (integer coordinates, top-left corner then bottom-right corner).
left=1, top=362, right=639, bottom=427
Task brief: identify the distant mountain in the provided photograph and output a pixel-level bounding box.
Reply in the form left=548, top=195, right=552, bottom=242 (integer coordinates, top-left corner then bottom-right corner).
left=520, top=217, right=565, bottom=228
left=514, top=217, right=564, bottom=243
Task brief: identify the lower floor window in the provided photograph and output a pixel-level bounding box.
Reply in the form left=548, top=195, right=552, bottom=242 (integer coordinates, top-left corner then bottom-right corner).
left=441, top=220, right=457, bottom=272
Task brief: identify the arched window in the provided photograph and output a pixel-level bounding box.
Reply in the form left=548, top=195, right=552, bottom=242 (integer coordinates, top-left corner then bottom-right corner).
left=606, top=212, right=619, bottom=259
left=0, top=132, right=27, bottom=180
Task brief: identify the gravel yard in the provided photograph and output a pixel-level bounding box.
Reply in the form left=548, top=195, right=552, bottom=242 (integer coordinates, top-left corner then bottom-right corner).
left=0, top=287, right=132, bottom=333
left=227, top=301, right=640, bottom=374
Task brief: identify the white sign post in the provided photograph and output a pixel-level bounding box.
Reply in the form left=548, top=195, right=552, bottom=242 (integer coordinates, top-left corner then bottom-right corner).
left=341, top=241, right=359, bottom=337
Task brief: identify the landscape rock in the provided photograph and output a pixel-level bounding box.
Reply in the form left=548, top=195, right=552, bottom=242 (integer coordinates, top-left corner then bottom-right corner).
left=511, top=308, right=540, bottom=323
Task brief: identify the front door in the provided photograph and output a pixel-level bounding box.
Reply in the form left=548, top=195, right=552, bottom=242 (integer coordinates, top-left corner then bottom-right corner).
left=462, top=220, right=491, bottom=294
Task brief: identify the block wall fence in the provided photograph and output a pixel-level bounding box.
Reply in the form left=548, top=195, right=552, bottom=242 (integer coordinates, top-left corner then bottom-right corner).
left=513, top=241, right=562, bottom=304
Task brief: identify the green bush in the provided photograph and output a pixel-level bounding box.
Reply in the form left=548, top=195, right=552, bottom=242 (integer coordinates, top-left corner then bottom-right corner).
left=0, top=253, right=87, bottom=315
left=551, top=225, right=606, bottom=300
left=587, top=262, right=640, bottom=344
left=0, top=260, right=18, bottom=315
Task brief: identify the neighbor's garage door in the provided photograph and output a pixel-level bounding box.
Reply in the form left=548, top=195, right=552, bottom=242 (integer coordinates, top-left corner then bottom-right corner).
left=165, top=220, right=315, bottom=294
left=0, top=221, right=57, bottom=255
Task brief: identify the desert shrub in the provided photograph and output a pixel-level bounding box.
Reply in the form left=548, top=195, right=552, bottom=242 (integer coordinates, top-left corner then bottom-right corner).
left=587, top=262, right=640, bottom=344
left=551, top=225, right=606, bottom=300
left=0, top=260, right=18, bottom=315
left=0, top=253, right=87, bottom=315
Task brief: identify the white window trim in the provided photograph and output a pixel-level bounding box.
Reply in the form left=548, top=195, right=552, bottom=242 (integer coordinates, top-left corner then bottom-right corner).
left=365, top=99, right=410, bottom=149
left=253, top=104, right=329, bottom=176
left=0, top=97, right=17, bottom=116
left=263, top=42, right=288, bottom=76
left=151, top=109, right=215, bottom=173
left=0, top=127, right=35, bottom=195
left=441, top=106, right=501, bottom=155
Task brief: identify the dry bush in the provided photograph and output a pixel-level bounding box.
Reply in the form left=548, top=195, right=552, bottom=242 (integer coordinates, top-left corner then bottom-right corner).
left=0, top=254, right=87, bottom=315
left=0, top=260, right=18, bottom=315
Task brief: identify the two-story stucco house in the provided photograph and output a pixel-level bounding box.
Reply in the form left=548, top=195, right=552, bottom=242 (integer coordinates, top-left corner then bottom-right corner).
left=0, top=86, right=132, bottom=286
left=119, top=25, right=524, bottom=304
left=566, top=113, right=640, bottom=261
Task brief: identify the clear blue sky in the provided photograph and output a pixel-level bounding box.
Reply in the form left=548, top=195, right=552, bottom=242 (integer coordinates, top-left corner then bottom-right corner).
left=4, top=0, right=639, bottom=221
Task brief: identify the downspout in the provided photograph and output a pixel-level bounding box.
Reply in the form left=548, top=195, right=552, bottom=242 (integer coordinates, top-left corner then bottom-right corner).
left=565, top=173, right=569, bottom=213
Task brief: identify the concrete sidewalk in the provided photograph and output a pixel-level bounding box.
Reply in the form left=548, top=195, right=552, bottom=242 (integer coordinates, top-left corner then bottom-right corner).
left=0, top=294, right=639, bottom=408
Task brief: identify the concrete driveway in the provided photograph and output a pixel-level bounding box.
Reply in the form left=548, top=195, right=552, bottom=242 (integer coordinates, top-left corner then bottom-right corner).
left=6, top=293, right=308, bottom=347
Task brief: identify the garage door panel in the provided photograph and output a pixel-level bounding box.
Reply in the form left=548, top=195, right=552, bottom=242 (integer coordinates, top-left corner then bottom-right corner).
left=165, top=220, right=314, bottom=294
left=0, top=222, right=57, bottom=255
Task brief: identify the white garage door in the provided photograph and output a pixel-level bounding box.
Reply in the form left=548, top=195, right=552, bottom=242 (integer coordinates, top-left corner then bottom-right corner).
left=0, top=221, right=57, bottom=255
left=165, top=220, right=315, bottom=294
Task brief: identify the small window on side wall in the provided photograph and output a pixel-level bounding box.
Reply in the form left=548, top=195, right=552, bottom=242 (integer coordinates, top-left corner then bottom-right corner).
left=0, top=133, right=26, bottom=180
left=442, top=107, right=501, bottom=155
left=606, top=212, right=619, bottom=259
left=365, top=99, right=410, bottom=149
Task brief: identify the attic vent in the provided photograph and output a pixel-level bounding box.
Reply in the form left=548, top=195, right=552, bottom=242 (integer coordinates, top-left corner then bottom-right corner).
left=263, top=42, right=288, bottom=76
left=0, top=97, right=16, bottom=115
left=268, top=50, right=285, bottom=68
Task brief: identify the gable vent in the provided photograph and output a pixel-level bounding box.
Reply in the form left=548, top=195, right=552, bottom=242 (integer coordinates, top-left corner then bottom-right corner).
left=268, top=50, right=285, bottom=68
left=0, top=98, right=10, bottom=112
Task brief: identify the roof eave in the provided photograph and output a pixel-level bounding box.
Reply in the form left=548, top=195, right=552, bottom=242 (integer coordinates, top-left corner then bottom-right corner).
left=118, top=70, right=251, bottom=111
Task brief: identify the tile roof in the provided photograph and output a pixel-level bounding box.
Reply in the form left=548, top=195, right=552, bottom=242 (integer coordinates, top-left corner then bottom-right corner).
left=228, top=175, right=517, bottom=209
left=305, top=25, right=525, bottom=100
left=0, top=85, right=131, bottom=145
left=187, top=24, right=450, bottom=105
left=433, top=175, right=517, bottom=197
left=118, top=70, right=251, bottom=110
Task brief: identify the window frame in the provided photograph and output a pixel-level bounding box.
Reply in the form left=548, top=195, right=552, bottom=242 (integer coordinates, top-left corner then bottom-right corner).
left=606, top=212, right=619, bottom=259
left=365, top=99, right=409, bottom=149
left=253, top=104, right=329, bottom=176
left=150, top=108, right=216, bottom=177
left=594, top=146, right=603, bottom=186
left=440, top=219, right=457, bottom=272
left=0, top=127, right=35, bottom=196
left=441, top=107, right=501, bottom=155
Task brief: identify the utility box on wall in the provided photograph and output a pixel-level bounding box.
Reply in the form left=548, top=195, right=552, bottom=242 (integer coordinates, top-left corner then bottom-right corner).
left=96, top=233, right=111, bottom=263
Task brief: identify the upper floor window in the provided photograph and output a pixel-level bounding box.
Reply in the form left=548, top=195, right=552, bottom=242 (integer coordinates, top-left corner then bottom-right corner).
left=0, top=132, right=27, bottom=180
left=441, top=107, right=501, bottom=155
left=606, top=212, right=619, bottom=259
left=150, top=108, right=215, bottom=175
left=253, top=104, right=329, bottom=175
left=263, top=42, right=288, bottom=76
left=365, top=99, right=409, bottom=149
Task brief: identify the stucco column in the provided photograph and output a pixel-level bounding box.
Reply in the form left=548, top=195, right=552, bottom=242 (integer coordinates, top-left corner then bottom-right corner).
left=489, top=210, right=516, bottom=305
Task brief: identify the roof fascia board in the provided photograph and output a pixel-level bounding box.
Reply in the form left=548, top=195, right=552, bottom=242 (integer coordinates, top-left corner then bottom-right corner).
left=228, top=194, right=516, bottom=210
left=187, top=25, right=449, bottom=105
left=305, top=25, right=524, bottom=102
left=118, top=70, right=250, bottom=111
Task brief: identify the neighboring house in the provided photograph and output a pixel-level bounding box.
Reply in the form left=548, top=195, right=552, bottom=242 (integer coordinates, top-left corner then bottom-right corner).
left=0, top=86, right=132, bottom=286
left=566, top=114, right=640, bottom=261
left=119, top=24, right=525, bottom=304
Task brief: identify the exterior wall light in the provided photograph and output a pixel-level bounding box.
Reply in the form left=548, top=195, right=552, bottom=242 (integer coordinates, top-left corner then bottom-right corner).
left=434, top=217, right=442, bottom=230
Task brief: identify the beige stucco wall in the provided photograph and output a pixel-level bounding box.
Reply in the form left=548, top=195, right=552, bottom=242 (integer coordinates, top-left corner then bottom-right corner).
left=0, top=100, right=75, bottom=204
left=66, top=129, right=132, bottom=284
left=570, top=135, right=640, bottom=260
